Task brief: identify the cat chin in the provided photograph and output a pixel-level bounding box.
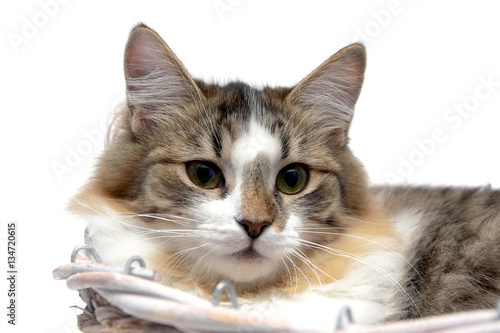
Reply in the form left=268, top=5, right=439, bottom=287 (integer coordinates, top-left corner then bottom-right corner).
left=211, top=253, right=280, bottom=283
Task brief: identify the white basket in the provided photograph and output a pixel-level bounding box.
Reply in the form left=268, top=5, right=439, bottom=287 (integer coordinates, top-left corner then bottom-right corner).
left=53, top=245, right=500, bottom=333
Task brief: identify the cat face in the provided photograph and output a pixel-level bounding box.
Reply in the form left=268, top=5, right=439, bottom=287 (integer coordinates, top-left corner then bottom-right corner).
left=132, top=87, right=348, bottom=283
left=75, top=24, right=374, bottom=289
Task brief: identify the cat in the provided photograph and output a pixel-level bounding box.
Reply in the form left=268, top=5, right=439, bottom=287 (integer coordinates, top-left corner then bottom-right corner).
left=70, top=23, right=500, bottom=327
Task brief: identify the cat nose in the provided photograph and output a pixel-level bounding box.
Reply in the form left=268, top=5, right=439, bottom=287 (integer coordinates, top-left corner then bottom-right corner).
left=237, top=220, right=271, bottom=239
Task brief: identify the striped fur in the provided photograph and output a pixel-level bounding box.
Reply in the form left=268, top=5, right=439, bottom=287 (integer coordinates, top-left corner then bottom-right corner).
left=373, top=186, right=500, bottom=320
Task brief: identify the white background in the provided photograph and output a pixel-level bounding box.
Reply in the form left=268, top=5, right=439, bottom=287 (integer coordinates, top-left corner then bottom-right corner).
left=1, top=1, right=500, bottom=332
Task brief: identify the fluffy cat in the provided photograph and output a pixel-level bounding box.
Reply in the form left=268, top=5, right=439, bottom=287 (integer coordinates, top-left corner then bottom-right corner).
left=70, top=23, right=500, bottom=326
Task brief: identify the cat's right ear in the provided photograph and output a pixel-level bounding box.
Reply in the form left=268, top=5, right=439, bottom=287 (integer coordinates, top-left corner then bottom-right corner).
left=124, top=24, right=203, bottom=134
left=287, top=43, right=366, bottom=146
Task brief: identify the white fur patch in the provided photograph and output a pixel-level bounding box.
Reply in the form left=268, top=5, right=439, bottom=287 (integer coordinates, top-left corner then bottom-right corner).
left=391, top=209, right=423, bottom=245
left=239, top=234, right=406, bottom=327
left=228, top=117, right=281, bottom=217
left=192, top=200, right=303, bottom=282
left=78, top=203, right=162, bottom=266
left=230, top=117, right=281, bottom=176
left=242, top=293, right=384, bottom=329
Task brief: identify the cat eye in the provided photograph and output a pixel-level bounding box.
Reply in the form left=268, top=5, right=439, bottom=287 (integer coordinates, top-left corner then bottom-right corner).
left=276, top=164, right=309, bottom=195
left=186, top=161, right=223, bottom=189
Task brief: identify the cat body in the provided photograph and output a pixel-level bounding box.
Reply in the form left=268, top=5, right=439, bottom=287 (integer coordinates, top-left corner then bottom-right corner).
left=71, top=24, right=500, bottom=327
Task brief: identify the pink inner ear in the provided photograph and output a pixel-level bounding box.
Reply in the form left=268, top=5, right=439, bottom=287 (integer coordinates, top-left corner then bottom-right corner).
left=125, top=30, right=167, bottom=80
left=329, top=127, right=348, bottom=145
left=125, top=49, right=149, bottom=79
left=130, top=105, right=157, bottom=133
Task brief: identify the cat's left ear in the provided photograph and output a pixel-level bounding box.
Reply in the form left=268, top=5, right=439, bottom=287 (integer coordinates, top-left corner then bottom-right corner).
left=123, top=24, right=204, bottom=134
left=287, top=43, right=366, bottom=146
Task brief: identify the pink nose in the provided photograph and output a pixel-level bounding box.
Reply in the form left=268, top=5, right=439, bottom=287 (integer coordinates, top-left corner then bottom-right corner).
left=237, top=220, right=271, bottom=239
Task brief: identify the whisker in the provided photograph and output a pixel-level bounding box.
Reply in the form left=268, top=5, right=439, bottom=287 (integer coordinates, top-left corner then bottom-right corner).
left=162, top=243, right=208, bottom=278
left=285, top=254, right=312, bottom=291
left=297, top=238, right=420, bottom=316
left=280, top=257, right=295, bottom=298
left=188, top=246, right=217, bottom=281
left=290, top=248, right=323, bottom=288
left=297, top=229, right=423, bottom=281
left=296, top=246, right=358, bottom=299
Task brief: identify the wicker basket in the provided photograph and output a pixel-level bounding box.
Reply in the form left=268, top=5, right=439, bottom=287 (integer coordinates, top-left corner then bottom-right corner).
left=53, top=245, right=500, bottom=333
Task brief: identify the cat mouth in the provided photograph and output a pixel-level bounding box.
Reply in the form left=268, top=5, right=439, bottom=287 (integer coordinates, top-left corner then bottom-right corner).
left=221, top=245, right=276, bottom=282
left=233, top=246, right=262, bottom=261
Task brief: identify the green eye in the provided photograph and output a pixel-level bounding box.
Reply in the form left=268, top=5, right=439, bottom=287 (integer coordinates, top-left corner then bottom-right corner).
left=276, top=164, right=308, bottom=195
left=187, top=161, right=223, bottom=189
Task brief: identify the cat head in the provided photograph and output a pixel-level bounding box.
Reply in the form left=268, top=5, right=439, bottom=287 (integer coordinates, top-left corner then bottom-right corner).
left=74, top=24, right=375, bottom=291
